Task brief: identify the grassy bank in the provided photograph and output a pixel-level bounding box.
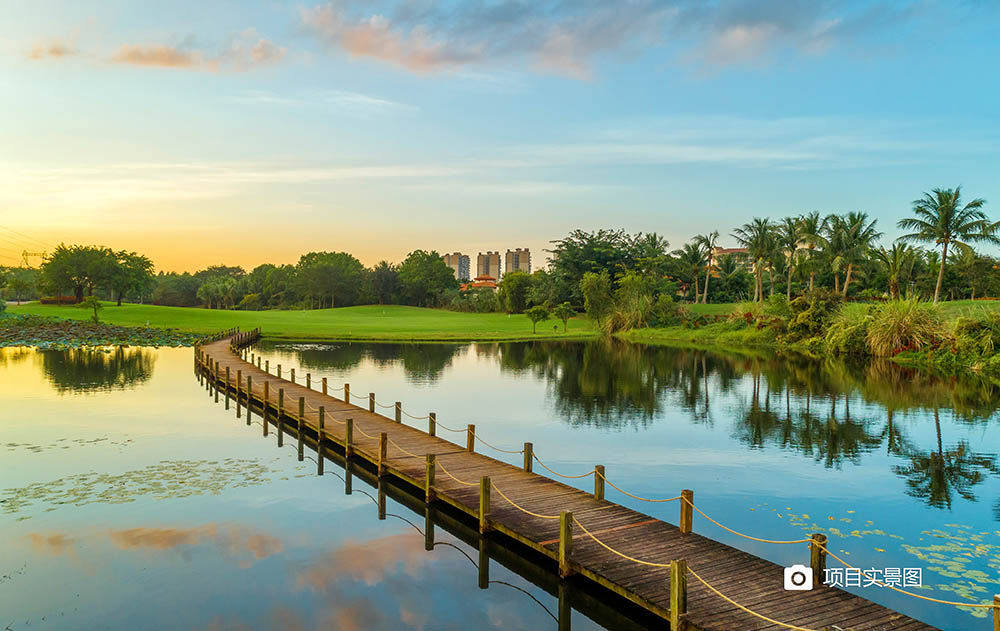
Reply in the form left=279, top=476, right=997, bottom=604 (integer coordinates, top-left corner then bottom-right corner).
left=7, top=302, right=596, bottom=342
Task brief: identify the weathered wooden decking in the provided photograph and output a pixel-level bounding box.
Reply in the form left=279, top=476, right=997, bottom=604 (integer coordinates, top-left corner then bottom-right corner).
left=196, top=332, right=938, bottom=631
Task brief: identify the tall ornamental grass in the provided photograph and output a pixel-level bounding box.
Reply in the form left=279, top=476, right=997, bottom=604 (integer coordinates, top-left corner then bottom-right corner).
left=866, top=298, right=943, bottom=356
left=825, top=303, right=873, bottom=355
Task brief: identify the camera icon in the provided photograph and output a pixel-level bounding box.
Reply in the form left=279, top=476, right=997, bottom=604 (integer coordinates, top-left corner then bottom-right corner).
left=784, top=564, right=814, bottom=590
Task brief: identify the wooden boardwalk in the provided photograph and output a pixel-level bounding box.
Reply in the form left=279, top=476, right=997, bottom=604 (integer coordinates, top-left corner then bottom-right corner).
left=196, top=331, right=939, bottom=631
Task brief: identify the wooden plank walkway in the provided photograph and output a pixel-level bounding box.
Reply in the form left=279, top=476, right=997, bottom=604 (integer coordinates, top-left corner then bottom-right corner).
left=196, top=331, right=939, bottom=631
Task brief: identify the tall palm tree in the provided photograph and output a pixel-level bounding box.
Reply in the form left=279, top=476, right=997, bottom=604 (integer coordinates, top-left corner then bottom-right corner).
left=842, top=211, right=881, bottom=296
left=692, top=231, right=719, bottom=304
left=798, top=211, right=826, bottom=291
left=732, top=218, right=774, bottom=303
left=873, top=243, right=916, bottom=299
left=672, top=242, right=707, bottom=301
left=897, top=187, right=996, bottom=303
left=775, top=217, right=802, bottom=299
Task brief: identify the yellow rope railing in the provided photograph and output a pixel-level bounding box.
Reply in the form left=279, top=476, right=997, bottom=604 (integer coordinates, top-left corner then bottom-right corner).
left=491, top=481, right=560, bottom=520
left=532, top=455, right=596, bottom=479
left=686, top=564, right=820, bottom=631
left=683, top=497, right=811, bottom=545
left=435, top=459, right=478, bottom=487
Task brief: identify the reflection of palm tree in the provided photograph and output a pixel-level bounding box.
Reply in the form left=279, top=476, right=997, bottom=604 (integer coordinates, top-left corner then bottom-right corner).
left=893, top=409, right=998, bottom=508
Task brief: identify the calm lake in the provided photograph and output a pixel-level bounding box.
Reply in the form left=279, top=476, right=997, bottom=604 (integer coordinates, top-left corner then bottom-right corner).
left=3, top=340, right=1000, bottom=630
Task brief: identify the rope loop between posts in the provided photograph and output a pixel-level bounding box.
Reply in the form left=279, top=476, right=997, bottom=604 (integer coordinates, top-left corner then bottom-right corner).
left=594, top=469, right=682, bottom=503
left=387, top=437, right=421, bottom=459
left=490, top=481, right=560, bottom=520
left=571, top=516, right=671, bottom=567
left=686, top=564, right=820, bottom=631
left=400, top=409, right=430, bottom=421
left=682, top=497, right=811, bottom=545
left=435, top=459, right=478, bottom=487
left=471, top=429, right=525, bottom=455
left=532, top=455, right=596, bottom=479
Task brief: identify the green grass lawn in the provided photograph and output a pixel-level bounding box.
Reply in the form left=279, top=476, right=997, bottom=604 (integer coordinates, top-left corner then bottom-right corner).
left=7, top=302, right=596, bottom=341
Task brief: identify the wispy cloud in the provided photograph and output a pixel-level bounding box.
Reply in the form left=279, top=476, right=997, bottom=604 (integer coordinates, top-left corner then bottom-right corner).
left=27, top=40, right=76, bottom=60
left=110, top=30, right=286, bottom=72
left=299, top=0, right=925, bottom=78
left=233, top=88, right=415, bottom=116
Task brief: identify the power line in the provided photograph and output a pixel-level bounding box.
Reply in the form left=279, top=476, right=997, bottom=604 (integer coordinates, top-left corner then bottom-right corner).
left=0, top=225, right=56, bottom=250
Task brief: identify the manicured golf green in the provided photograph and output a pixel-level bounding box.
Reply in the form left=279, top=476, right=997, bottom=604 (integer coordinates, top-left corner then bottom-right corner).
left=8, top=302, right=596, bottom=341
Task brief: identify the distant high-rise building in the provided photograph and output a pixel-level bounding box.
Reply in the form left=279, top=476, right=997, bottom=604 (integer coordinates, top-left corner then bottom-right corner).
left=477, top=251, right=501, bottom=278
left=504, top=248, right=531, bottom=276
left=443, top=252, right=470, bottom=281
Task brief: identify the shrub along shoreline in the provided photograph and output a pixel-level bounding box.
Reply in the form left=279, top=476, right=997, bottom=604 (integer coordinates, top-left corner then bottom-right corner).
left=619, top=291, right=1000, bottom=377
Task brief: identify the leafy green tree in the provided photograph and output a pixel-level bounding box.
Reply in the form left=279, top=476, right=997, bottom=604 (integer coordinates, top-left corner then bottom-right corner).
left=898, top=187, right=997, bottom=303
left=152, top=272, right=201, bottom=306
left=294, top=251, right=364, bottom=308
left=237, top=293, right=263, bottom=310
left=580, top=270, right=612, bottom=323
left=553, top=302, right=575, bottom=332
left=5, top=268, right=37, bottom=304
left=78, top=295, right=103, bottom=322
left=397, top=250, right=458, bottom=307
left=109, top=251, right=155, bottom=305
left=41, top=244, right=115, bottom=302
left=370, top=261, right=400, bottom=305
left=525, top=305, right=550, bottom=334
left=692, top=231, right=718, bottom=303
left=497, top=269, right=532, bottom=313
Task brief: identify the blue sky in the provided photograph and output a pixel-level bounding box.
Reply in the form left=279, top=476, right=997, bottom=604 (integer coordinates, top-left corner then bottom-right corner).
left=1, top=0, right=998, bottom=271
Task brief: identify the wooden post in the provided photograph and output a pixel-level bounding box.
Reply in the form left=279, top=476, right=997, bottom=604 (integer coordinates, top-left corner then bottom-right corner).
left=344, top=383, right=349, bottom=402
left=428, top=412, right=436, bottom=437
left=225, top=366, right=230, bottom=407
left=594, top=465, right=605, bottom=501
left=251, top=352, right=255, bottom=365
left=559, top=511, right=573, bottom=578
left=425, top=454, right=436, bottom=503
left=322, top=377, right=327, bottom=395
left=246, top=376, right=252, bottom=422
left=265, top=359, right=269, bottom=374
left=263, top=381, right=270, bottom=424
left=467, top=424, right=475, bottom=452
left=424, top=506, right=434, bottom=552
left=558, top=581, right=571, bottom=631
left=214, top=364, right=219, bottom=403
left=297, top=397, right=305, bottom=461
left=478, top=537, right=489, bottom=589
left=810, top=533, right=828, bottom=588
left=306, top=373, right=311, bottom=389
left=345, top=418, right=354, bottom=459
left=277, top=364, right=281, bottom=379
left=993, top=594, right=1000, bottom=631
left=345, top=460, right=352, bottom=495
left=278, top=388, right=284, bottom=435
left=524, top=442, right=533, bottom=472
left=236, top=369, right=242, bottom=418
left=318, top=406, right=325, bottom=430
left=670, top=559, right=688, bottom=631
left=257, top=357, right=261, bottom=369
left=377, top=482, right=386, bottom=520
left=680, top=489, right=693, bottom=534
left=368, top=392, right=375, bottom=413
left=378, top=432, right=387, bottom=478
left=316, top=426, right=324, bottom=476
left=290, top=368, right=295, bottom=383
left=479, top=476, right=491, bottom=534
left=394, top=401, right=401, bottom=423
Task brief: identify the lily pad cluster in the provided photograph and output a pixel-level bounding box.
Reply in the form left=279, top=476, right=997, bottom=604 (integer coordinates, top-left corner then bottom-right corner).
left=0, top=314, right=201, bottom=349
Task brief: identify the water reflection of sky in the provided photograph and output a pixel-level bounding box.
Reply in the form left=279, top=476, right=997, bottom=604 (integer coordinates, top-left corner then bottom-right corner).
left=0, top=347, right=604, bottom=631
left=250, top=339, right=1000, bottom=630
